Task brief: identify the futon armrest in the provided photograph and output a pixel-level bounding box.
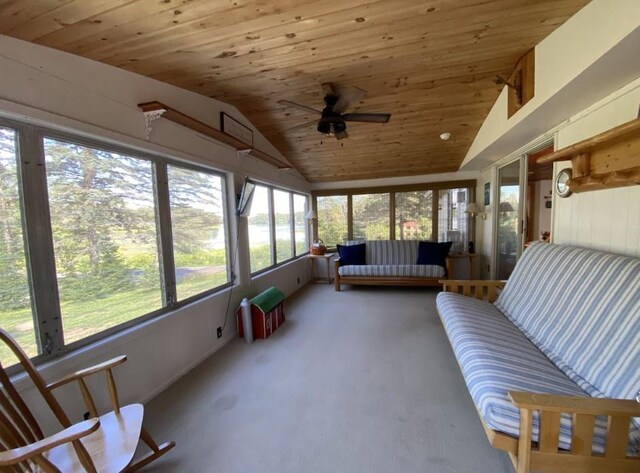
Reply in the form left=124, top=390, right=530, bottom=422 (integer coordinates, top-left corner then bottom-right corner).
left=439, top=280, right=507, bottom=302
left=508, top=391, right=640, bottom=416
left=47, top=355, right=127, bottom=390
left=0, top=418, right=100, bottom=466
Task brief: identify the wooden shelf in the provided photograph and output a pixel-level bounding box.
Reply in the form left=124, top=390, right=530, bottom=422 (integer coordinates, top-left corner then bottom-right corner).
left=138, top=101, right=292, bottom=169
left=537, top=117, right=640, bottom=193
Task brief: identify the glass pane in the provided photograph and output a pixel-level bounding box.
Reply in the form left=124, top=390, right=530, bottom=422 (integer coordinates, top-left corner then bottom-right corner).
left=437, top=188, right=469, bottom=252
left=497, top=160, right=521, bottom=279
left=352, top=193, right=390, bottom=240
left=317, top=195, right=348, bottom=246
left=293, top=194, right=307, bottom=255
left=273, top=190, right=292, bottom=263
left=395, top=191, right=433, bottom=240
left=45, top=138, right=162, bottom=346
left=0, top=127, right=36, bottom=365
left=248, top=185, right=273, bottom=273
left=168, top=166, right=229, bottom=299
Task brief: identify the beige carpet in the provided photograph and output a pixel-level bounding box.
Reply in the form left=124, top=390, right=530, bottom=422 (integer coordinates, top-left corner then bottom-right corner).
left=141, top=284, right=513, bottom=473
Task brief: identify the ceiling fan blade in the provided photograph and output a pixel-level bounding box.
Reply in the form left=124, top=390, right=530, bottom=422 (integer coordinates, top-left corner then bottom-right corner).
left=342, top=113, right=391, bottom=123
left=333, top=86, right=366, bottom=114
left=286, top=119, right=318, bottom=132
left=335, top=130, right=348, bottom=140
left=277, top=99, right=321, bottom=115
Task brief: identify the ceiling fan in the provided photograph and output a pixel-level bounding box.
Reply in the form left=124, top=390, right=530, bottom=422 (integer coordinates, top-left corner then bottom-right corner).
left=277, top=83, right=391, bottom=140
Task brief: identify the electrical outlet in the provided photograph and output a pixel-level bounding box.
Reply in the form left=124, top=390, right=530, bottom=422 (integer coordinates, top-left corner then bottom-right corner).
left=216, top=327, right=222, bottom=338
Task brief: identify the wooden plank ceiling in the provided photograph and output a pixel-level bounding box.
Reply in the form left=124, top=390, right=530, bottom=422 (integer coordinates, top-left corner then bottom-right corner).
left=0, top=0, right=590, bottom=183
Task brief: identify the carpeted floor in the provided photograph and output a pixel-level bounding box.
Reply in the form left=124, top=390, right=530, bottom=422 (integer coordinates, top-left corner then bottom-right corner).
left=141, top=284, right=514, bottom=473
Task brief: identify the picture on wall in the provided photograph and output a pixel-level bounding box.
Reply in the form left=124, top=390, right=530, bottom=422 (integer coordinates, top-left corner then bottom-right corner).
left=484, top=182, right=491, bottom=206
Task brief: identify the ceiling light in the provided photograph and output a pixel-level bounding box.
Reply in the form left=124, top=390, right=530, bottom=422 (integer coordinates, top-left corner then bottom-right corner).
left=440, top=132, right=451, bottom=141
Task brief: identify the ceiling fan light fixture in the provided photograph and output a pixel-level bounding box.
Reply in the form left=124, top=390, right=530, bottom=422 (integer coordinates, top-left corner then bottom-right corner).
left=317, top=115, right=346, bottom=135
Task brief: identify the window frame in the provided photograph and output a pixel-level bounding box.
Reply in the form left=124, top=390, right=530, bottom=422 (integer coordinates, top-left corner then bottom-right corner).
left=312, top=180, right=476, bottom=245
left=246, top=179, right=310, bottom=277
left=0, top=116, right=233, bottom=367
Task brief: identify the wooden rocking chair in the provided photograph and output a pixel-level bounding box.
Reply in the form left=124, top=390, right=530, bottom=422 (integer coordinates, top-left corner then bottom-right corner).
left=0, top=329, right=175, bottom=472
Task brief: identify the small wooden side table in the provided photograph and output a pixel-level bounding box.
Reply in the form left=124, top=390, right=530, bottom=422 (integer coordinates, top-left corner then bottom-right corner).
left=308, top=253, right=335, bottom=283
left=448, top=252, right=478, bottom=280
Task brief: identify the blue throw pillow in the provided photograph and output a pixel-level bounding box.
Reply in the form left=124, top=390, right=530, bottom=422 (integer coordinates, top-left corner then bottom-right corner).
left=416, top=241, right=453, bottom=268
left=337, top=243, right=366, bottom=265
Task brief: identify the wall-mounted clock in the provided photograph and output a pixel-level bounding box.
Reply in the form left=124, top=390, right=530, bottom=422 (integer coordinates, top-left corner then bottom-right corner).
left=555, top=168, right=573, bottom=198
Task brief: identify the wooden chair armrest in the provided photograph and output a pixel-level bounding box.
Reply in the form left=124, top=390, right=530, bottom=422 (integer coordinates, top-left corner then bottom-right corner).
left=439, top=279, right=507, bottom=287
left=439, top=280, right=507, bottom=302
left=47, top=355, right=127, bottom=390
left=0, top=418, right=100, bottom=466
left=509, top=391, right=640, bottom=416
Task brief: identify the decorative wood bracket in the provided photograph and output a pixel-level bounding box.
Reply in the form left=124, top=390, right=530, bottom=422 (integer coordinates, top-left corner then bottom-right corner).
left=506, top=49, right=535, bottom=118
left=138, top=101, right=292, bottom=169
left=537, top=117, right=640, bottom=193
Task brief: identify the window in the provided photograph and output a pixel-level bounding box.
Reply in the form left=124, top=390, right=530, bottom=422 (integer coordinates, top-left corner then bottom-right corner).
left=168, top=166, right=229, bottom=300
left=313, top=181, right=474, bottom=245
left=438, top=188, right=470, bottom=252
left=273, top=189, right=293, bottom=263
left=352, top=193, right=390, bottom=240
left=0, top=118, right=233, bottom=366
left=247, top=183, right=309, bottom=274
left=293, top=194, right=308, bottom=255
left=395, top=191, right=433, bottom=240
left=248, top=185, right=273, bottom=273
left=317, top=195, right=348, bottom=246
left=0, top=127, right=36, bottom=363
left=45, top=137, right=163, bottom=346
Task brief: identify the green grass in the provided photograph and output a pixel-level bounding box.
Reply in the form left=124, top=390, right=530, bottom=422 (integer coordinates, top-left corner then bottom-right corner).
left=0, top=271, right=228, bottom=367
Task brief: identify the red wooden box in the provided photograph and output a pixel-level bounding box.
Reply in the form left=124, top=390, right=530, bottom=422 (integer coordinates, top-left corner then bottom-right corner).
left=236, top=287, right=285, bottom=340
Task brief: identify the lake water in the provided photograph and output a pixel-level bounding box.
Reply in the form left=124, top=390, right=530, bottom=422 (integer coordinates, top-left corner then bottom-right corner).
left=208, top=224, right=306, bottom=249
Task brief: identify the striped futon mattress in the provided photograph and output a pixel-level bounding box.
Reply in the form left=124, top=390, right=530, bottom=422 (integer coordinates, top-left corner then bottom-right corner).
left=437, top=242, right=640, bottom=454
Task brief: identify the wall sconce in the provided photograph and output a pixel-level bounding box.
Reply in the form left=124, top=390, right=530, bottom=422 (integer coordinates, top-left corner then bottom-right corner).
left=465, top=202, right=487, bottom=220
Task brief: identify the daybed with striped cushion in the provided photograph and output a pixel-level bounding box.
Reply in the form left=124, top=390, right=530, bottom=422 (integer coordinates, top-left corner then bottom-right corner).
left=333, top=240, right=451, bottom=291
left=436, top=243, right=640, bottom=473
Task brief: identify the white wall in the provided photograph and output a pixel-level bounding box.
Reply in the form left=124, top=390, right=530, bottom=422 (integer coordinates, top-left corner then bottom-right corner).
left=476, top=167, right=495, bottom=279
left=533, top=180, right=552, bottom=240
left=552, top=80, right=640, bottom=257
left=0, top=34, right=313, bottom=433
left=462, top=0, right=640, bottom=171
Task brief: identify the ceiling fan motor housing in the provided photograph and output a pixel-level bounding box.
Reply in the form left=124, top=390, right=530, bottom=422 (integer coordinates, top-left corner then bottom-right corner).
left=317, top=95, right=346, bottom=135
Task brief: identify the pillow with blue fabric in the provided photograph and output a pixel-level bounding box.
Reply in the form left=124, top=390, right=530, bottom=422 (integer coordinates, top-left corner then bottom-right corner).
left=337, top=243, right=366, bottom=265
left=416, top=241, right=453, bottom=268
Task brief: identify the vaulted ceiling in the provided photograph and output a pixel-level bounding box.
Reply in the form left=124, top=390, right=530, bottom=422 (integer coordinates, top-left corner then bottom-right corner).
left=0, top=0, right=590, bottom=182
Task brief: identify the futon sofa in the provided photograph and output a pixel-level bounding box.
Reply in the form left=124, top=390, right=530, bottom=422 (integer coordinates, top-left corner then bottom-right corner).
left=333, top=240, right=452, bottom=291
left=436, top=243, right=640, bottom=473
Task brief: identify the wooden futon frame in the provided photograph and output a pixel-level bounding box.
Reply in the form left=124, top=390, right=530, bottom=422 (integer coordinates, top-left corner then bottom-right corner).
left=440, top=280, right=640, bottom=473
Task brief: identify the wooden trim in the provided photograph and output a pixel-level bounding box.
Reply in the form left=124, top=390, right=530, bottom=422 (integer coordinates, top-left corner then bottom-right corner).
left=389, top=192, right=396, bottom=240
left=537, top=118, right=640, bottom=164
left=312, top=179, right=477, bottom=197
left=536, top=117, right=640, bottom=193
left=247, top=148, right=292, bottom=170
left=439, top=279, right=507, bottom=302
left=508, top=392, right=640, bottom=417
left=480, top=416, right=519, bottom=454
left=138, top=101, right=291, bottom=169
left=337, top=276, right=443, bottom=287
left=507, top=49, right=535, bottom=119
left=347, top=195, right=353, bottom=240
left=139, top=101, right=251, bottom=149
